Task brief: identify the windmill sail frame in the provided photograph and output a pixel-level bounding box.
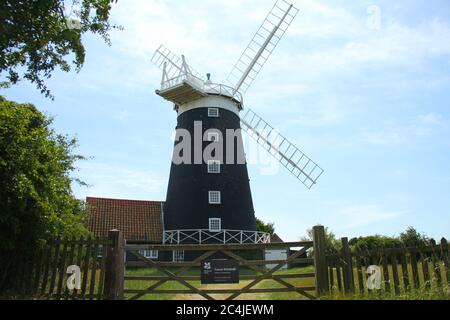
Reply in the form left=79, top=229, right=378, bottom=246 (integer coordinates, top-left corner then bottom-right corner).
left=241, top=108, right=324, bottom=189
left=151, top=2, right=324, bottom=190
left=226, top=0, right=299, bottom=93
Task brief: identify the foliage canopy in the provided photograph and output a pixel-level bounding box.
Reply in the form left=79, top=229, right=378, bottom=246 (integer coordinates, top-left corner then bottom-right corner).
left=0, top=95, right=90, bottom=257
left=0, top=0, right=120, bottom=98
left=256, top=217, right=275, bottom=235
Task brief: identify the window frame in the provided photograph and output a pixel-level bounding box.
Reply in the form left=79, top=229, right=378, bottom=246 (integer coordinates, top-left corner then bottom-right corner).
left=141, top=250, right=158, bottom=259
left=208, top=191, right=221, bottom=204
left=208, top=108, right=219, bottom=118
left=207, top=160, right=221, bottom=174
left=173, top=250, right=185, bottom=262
left=209, top=218, right=222, bottom=232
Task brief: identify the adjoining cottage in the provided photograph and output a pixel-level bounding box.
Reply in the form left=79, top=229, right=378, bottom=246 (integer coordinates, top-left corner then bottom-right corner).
left=86, top=196, right=282, bottom=263
left=86, top=197, right=165, bottom=261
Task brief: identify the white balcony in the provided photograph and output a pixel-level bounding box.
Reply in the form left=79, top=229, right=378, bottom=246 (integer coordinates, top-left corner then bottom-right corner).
left=163, top=229, right=271, bottom=245
left=156, top=73, right=243, bottom=108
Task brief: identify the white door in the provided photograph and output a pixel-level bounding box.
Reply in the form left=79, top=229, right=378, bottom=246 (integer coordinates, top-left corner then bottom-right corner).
left=264, top=249, right=288, bottom=270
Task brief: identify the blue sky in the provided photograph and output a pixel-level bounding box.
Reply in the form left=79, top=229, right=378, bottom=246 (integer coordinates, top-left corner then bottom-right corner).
left=2, top=0, right=450, bottom=241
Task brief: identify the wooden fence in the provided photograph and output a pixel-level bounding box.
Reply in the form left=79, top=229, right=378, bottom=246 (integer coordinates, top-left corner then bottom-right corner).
left=0, top=226, right=330, bottom=300
left=7, top=226, right=449, bottom=300
left=326, top=237, right=450, bottom=296
left=120, top=226, right=329, bottom=300
left=1, top=230, right=124, bottom=300
left=123, top=240, right=317, bottom=300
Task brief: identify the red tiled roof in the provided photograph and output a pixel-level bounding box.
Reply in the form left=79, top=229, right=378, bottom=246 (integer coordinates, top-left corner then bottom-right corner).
left=270, top=233, right=284, bottom=243
left=86, top=197, right=163, bottom=242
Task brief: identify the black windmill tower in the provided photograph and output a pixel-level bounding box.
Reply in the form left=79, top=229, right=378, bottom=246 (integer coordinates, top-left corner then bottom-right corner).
left=150, top=0, right=324, bottom=250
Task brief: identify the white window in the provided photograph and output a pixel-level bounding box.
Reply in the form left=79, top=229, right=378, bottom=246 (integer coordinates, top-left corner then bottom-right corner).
left=140, top=250, right=158, bottom=259
left=209, top=191, right=221, bottom=204
left=207, top=160, right=221, bottom=174
left=207, top=131, right=219, bottom=142
left=208, top=108, right=219, bottom=118
left=173, top=250, right=185, bottom=262
left=209, top=218, right=222, bottom=232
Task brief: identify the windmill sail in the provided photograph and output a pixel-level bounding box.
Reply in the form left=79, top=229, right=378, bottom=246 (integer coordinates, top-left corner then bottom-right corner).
left=226, top=0, right=299, bottom=93
left=241, top=108, right=324, bottom=189
left=151, top=45, right=204, bottom=81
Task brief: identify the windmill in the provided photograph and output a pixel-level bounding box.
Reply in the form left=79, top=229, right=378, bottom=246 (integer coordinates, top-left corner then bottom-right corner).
left=151, top=0, right=323, bottom=249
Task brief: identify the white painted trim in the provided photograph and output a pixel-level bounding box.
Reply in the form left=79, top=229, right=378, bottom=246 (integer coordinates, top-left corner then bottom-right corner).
left=172, top=250, right=185, bottom=262
left=208, top=191, right=221, bottom=204
left=163, top=229, right=271, bottom=244
left=141, top=249, right=159, bottom=259
left=207, top=160, right=221, bottom=174
left=209, top=218, right=222, bottom=232
left=208, top=107, right=219, bottom=118
left=177, top=96, right=241, bottom=117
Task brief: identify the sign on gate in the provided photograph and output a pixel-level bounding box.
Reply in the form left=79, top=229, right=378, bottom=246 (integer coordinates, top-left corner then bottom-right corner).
left=201, top=259, right=239, bottom=284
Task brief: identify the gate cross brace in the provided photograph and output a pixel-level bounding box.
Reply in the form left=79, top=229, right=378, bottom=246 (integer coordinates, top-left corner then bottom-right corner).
left=220, top=249, right=316, bottom=300
left=128, top=250, right=217, bottom=300
left=222, top=247, right=312, bottom=300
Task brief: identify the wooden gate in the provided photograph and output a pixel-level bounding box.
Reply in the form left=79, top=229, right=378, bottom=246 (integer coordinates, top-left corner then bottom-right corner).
left=0, top=226, right=328, bottom=300
left=123, top=240, right=319, bottom=300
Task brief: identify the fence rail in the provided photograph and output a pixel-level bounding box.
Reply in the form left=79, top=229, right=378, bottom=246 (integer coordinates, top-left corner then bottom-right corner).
left=3, top=226, right=447, bottom=300
left=325, top=237, right=450, bottom=296
left=124, top=237, right=318, bottom=301
left=0, top=231, right=123, bottom=300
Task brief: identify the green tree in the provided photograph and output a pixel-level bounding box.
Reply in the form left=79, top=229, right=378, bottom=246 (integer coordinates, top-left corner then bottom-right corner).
left=0, top=0, right=121, bottom=98
left=0, top=96, right=90, bottom=289
left=301, top=226, right=341, bottom=253
left=256, top=217, right=275, bottom=235
left=349, top=235, right=401, bottom=250
left=399, top=226, right=430, bottom=247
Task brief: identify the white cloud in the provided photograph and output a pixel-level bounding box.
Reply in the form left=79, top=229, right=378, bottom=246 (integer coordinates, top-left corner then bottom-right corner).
left=332, top=204, right=403, bottom=229
left=73, top=162, right=166, bottom=200
left=272, top=20, right=450, bottom=83
left=290, top=0, right=361, bottom=39
left=282, top=95, right=344, bottom=127
left=79, top=1, right=450, bottom=154
left=104, top=0, right=450, bottom=104
left=417, top=112, right=446, bottom=126
left=364, top=113, right=447, bottom=146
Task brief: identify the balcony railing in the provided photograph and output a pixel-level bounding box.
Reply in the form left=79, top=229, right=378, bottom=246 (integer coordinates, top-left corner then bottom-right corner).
left=163, top=229, right=271, bottom=245
left=160, top=73, right=243, bottom=107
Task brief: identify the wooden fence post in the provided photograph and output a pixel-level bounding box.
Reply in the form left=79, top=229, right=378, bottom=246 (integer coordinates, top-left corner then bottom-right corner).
left=104, top=230, right=124, bottom=300
left=313, top=225, right=329, bottom=298
left=409, top=248, right=420, bottom=289
left=441, top=238, right=449, bottom=288
left=391, top=252, right=401, bottom=295
left=341, top=237, right=354, bottom=294
left=430, top=239, right=442, bottom=286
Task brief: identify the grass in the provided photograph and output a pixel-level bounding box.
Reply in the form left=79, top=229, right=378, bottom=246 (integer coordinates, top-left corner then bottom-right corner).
left=5, top=260, right=447, bottom=300
left=124, top=266, right=316, bottom=300
left=325, top=260, right=450, bottom=300
left=124, top=262, right=450, bottom=300
left=323, top=285, right=450, bottom=300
